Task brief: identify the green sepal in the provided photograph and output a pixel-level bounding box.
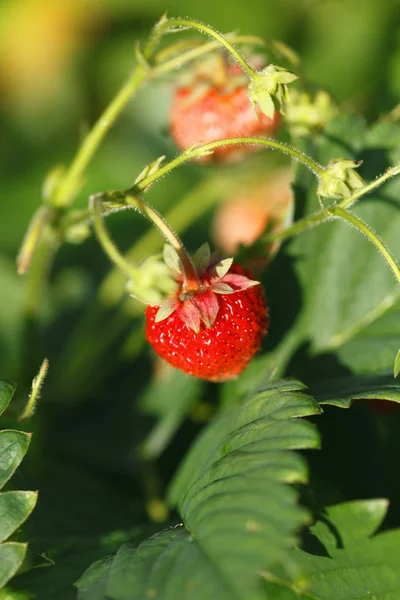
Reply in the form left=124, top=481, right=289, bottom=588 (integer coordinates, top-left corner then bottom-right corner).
left=318, top=158, right=365, bottom=199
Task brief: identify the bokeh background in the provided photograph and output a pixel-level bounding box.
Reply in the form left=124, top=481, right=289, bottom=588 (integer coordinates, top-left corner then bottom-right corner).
left=1, top=0, right=400, bottom=381
left=2, top=2, right=400, bottom=594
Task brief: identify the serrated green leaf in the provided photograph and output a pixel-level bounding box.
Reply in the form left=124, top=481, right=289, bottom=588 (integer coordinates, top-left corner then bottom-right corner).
left=0, top=543, right=27, bottom=590
left=169, top=379, right=320, bottom=506
left=0, top=492, right=37, bottom=544
left=287, top=114, right=400, bottom=376
left=78, top=381, right=321, bottom=600
left=276, top=500, right=400, bottom=600
left=75, top=556, right=114, bottom=600
left=0, top=382, right=15, bottom=418
left=311, top=374, right=400, bottom=408
left=0, top=431, right=31, bottom=490
left=310, top=498, right=388, bottom=553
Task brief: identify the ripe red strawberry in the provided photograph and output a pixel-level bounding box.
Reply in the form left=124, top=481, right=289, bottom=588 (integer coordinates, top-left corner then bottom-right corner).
left=145, top=251, right=268, bottom=382
left=170, top=59, right=281, bottom=162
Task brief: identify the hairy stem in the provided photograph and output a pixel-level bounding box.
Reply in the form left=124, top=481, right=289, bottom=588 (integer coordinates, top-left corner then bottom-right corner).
left=53, top=69, right=147, bottom=209
left=339, top=163, right=400, bottom=209
left=131, top=138, right=324, bottom=193
left=95, top=191, right=201, bottom=291
left=155, top=17, right=258, bottom=79
left=263, top=162, right=400, bottom=246
left=331, top=206, right=400, bottom=286
left=17, top=206, right=52, bottom=275
left=90, top=197, right=139, bottom=280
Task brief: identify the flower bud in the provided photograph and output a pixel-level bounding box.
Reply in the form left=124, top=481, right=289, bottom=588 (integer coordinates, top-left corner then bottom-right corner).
left=248, top=65, right=298, bottom=119
left=285, top=89, right=338, bottom=137
left=126, top=255, right=178, bottom=305
left=318, top=159, right=365, bottom=199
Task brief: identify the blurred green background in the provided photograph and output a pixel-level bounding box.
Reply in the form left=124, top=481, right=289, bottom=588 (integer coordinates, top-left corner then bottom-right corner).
left=1, top=0, right=400, bottom=383
left=1, top=2, right=400, bottom=592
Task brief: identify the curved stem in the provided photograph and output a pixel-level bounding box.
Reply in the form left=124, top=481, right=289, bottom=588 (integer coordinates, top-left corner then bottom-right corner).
left=95, top=191, right=201, bottom=292
left=339, top=163, right=400, bottom=210
left=124, top=194, right=201, bottom=290
left=53, top=68, right=147, bottom=209
left=153, top=34, right=264, bottom=68
left=132, top=138, right=324, bottom=195
left=152, top=35, right=264, bottom=78
left=263, top=209, right=330, bottom=244
left=263, top=162, right=400, bottom=246
left=20, top=358, right=49, bottom=421
left=155, top=17, right=258, bottom=79
left=330, top=206, right=400, bottom=286
left=90, top=196, right=139, bottom=280
left=50, top=27, right=267, bottom=211
left=17, top=206, right=52, bottom=275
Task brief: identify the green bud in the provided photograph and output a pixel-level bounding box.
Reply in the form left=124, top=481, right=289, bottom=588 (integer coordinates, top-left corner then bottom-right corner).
left=64, top=223, right=91, bottom=245
left=248, top=65, right=298, bottom=119
left=134, top=156, right=166, bottom=191
left=126, top=255, right=178, bottom=305
left=285, top=89, right=338, bottom=136
left=42, top=164, right=66, bottom=203
left=318, top=159, right=365, bottom=199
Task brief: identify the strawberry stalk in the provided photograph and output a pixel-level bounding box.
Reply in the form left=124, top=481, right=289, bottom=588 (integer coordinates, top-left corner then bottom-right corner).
left=150, top=17, right=258, bottom=80
left=90, top=191, right=201, bottom=294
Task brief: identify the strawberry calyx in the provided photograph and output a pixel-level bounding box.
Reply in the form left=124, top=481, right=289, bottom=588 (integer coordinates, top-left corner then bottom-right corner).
left=154, top=242, right=260, bottom=333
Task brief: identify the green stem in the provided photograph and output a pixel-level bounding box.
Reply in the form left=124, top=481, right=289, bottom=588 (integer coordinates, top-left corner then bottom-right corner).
left=23, top=229, right=60, bottom=320
left=131, top=138, right=324, bottom=193
left=17, top=206, right=52, bottom=275
left=53, top=69, right=147, bottom=209
left=339, top=163, right=400, bottom=209
left=90, top=196, right=139, bottom=280
left=330, top=206, right=400, bottom=286
left=153, top=34, right=264, bottom=72
left=20, top=228, right=59, bottom=384
left=125, top=194, right=201, bottom=290
left=51, top=29, right=266, bottom=211
left=20, top=358, right=49, bottom=421
left=156, top=17, right=258, bottom=79
left=95, top=191, right=201, bottom=291
left=98, top=173, right=236, bottom=306
left=263, top=209, right=330, bottom=244
left=263, top=162, right=400, bottom=246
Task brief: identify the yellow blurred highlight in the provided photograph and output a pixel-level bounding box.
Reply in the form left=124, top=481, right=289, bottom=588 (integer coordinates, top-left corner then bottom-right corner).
left=0, top=0, right=105, bottom=111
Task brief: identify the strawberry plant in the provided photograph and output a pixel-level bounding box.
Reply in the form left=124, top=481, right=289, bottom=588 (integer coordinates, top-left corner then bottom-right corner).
left=0, top=380, right=36, bottom=591
left=2, top=10, right=400, bottom=600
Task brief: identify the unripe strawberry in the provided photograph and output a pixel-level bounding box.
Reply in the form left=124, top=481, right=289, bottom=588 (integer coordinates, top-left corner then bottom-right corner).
left=170, top=57, right=281, bottom=162
left=212, top=168, right=294, bottom=259
left=145, top=248, right=268, bottom=382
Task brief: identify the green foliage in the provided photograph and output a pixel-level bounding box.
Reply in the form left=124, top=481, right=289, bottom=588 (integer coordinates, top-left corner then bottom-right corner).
left=0, top=381, right=36, bottom=591
left=2, top=7, right=400, bottom=600
left=316, top=374, right=400, bottom=408
left=139, top=365, right=203, bottom=459
left=265, top=499, right=400, bottom=599
left=76, top=381, right=321, bottom=600
left=288, top=117, right=400, bottom=376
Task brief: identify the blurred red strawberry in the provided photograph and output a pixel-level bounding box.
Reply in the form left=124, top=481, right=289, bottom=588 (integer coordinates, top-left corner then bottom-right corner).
left=212, top=168, right=294, bottom=263
left=170, top=56, right=281, bottom=162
